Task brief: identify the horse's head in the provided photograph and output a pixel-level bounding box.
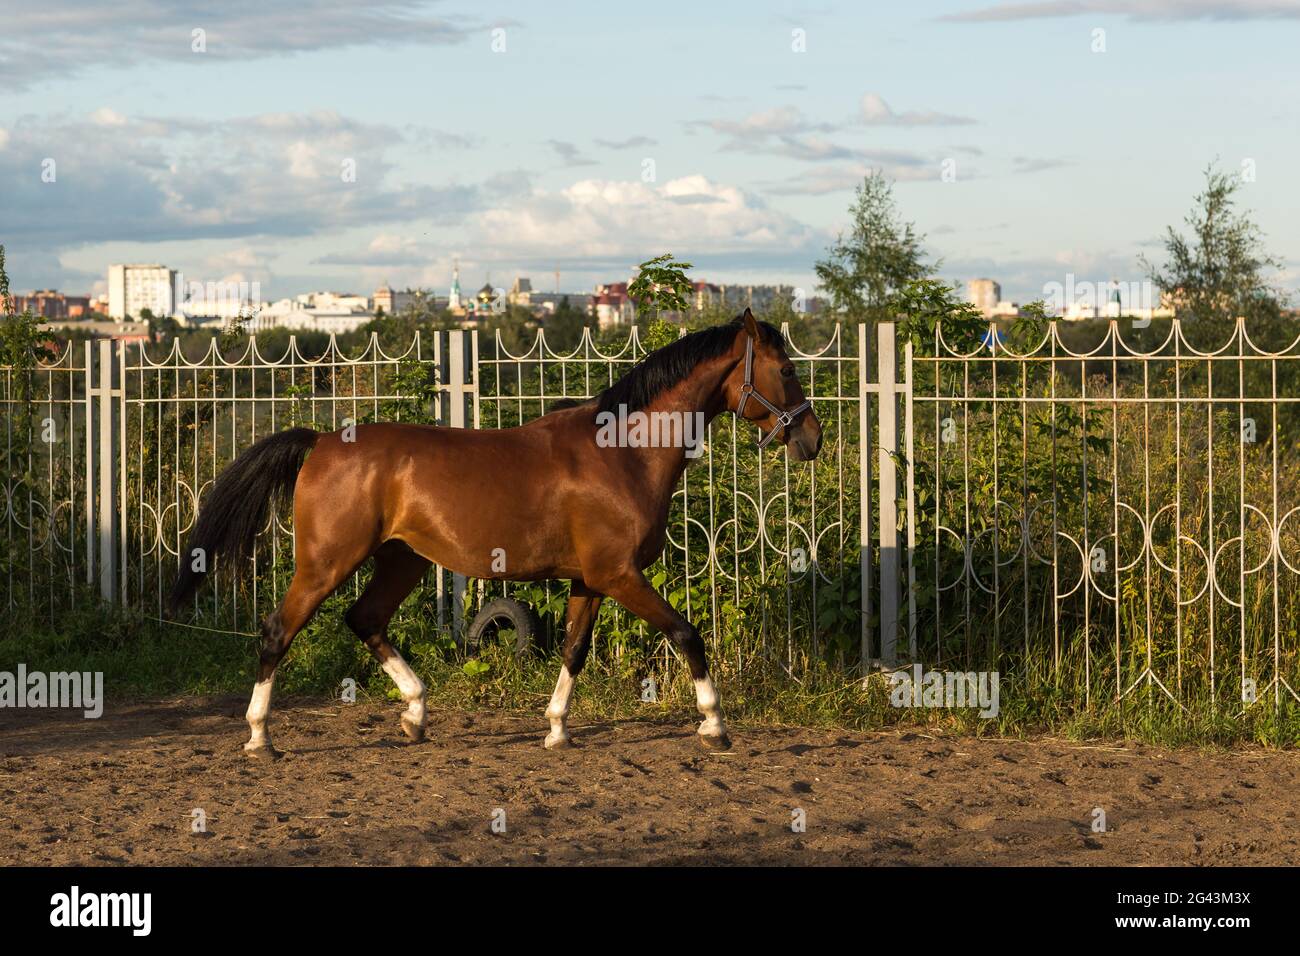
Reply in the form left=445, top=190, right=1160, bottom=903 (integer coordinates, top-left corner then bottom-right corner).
left=726, top=309, right=823, bottom=462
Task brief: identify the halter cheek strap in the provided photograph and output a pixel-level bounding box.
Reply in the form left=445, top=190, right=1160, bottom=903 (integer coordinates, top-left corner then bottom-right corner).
left=734, top=336, right=813, bottom=448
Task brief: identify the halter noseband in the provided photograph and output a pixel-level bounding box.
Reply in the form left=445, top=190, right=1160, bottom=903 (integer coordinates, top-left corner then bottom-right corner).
left=733, top=336, right=813, bottom=448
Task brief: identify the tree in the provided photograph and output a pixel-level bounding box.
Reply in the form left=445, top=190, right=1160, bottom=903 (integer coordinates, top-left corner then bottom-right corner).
left=545, top=295, right=585, bottom=350
left=1141, top=162, right=1285, bottom=326
left=0, top=244, right=54, bottom=370
left=140, top=307, right=179, bottom=344
left=628, top=253, right=694, bottom=320
left=814, top=173, right=933, bottom=323
left=0, top=245, right=57, bottom=516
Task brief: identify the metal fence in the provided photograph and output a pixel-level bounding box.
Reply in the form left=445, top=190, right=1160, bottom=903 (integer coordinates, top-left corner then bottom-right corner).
left=3, top=319, right=1298, bottom=713
left=0, top=342, right=88, bottom=620
left=118, top=331, right=479, bottom=634
left=910, top=318, right=1300, bottom=713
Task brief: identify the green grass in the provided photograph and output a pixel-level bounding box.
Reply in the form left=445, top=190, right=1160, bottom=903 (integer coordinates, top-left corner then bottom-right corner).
left=4, top=592, right=1300, bottom=751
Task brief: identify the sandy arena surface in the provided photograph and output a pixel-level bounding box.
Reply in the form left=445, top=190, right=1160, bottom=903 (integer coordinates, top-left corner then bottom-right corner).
left=2, top=697, right=1297, bottom=865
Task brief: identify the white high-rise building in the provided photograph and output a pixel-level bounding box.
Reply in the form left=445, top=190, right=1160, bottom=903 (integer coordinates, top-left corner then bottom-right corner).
left=966, top=278, right=1001, bottom=318
left=107, top=264, right=176, bottom=320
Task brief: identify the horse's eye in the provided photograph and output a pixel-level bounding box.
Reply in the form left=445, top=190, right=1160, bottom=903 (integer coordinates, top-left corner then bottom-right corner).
left=781, top=366, right=795, bottom=378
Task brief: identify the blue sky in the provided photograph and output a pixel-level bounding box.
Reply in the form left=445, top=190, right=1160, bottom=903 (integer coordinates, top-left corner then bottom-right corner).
left=2, top=0, right=1298, bottom=306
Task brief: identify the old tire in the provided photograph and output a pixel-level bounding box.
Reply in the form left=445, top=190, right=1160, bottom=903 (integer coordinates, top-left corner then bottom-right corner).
left=461, top=597, right=543, bottom=658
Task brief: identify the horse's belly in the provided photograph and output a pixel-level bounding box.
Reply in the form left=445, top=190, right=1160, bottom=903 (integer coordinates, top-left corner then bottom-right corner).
left=393, top=481, right=579, bottom=581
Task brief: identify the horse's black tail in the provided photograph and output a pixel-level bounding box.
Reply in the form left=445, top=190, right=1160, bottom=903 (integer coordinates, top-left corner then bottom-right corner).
left=168, top=427, right=320, bottom=615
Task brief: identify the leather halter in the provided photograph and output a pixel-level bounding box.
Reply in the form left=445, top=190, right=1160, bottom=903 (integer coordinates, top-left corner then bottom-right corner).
left=734, top=335, right=813, bottom=448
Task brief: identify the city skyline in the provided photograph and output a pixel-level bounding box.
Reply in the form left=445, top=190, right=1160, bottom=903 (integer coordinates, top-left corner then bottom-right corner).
left=4, top=1, right=1299, bottom=307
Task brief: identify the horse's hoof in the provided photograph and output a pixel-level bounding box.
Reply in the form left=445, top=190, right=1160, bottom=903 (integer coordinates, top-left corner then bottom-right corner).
left=698, top=733, right=732, bottom=752
left=244, top=743, right=281, bottom=761
left=544, top=734, right=573, bottom=751
left=400, top=715, right=426, bottom=743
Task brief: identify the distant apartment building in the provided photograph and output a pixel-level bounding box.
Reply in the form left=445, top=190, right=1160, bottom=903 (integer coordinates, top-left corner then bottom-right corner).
left=503, top=277, right=591, bottom=317
left=590, top=277, right=818, bottom=325
left=720, top=283, right=811, bottom=315
left=372, top=283, right=422, bottom=316
left=249, top=291, right=373, bottom=335
left=38, top=319, right=149, bottom=342
left=966, top=279, right=1001, bottom=318
left=13, top=290, right=92, bottom=319
left=591, top=282, right=636, bottom=329
left=1060, top=300, right=1175, bottom=322
left=507, top=276, right=534, bottom=308
left=693, top=281, right=818, bottom=316
left=536, top=292, right=592, bottom=315
left=1047, top=278, right=1174, bottom=321
left=108, top=264, right=177, bottom=320
left=692, top=281, right=722, bottom=311
left=176, top=275, right=261, bottom=323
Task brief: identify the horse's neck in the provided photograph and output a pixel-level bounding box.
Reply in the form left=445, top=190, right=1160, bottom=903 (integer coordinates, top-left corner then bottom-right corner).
left=628, top=358, right=734, bottom=491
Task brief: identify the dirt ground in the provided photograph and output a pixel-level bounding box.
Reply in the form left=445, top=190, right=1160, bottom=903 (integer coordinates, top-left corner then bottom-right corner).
left=2, top=696, right=1298, bottom=866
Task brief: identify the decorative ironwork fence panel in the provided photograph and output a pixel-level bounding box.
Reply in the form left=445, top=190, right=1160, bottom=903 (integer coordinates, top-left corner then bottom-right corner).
left=910, top=319, right=1300, bottom=712
left=0, top=343, right=89, bottom=617
left=117, top=331, right=474, bottom=635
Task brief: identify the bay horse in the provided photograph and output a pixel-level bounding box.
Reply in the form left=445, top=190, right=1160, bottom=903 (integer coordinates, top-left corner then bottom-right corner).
left=169, top=309, right=822, bottom=755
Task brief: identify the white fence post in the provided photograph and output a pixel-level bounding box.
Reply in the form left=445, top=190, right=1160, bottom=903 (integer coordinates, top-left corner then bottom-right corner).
left=904, top=338, right=917, bottom=660
left=443, top=329, right=478, bottom=637
left=83, top=342, right=94, bottom=590
left=434, top=331, right=445, bottom=630
left=877, top=321, right=899, bottom=665
left=85, top=339, right=122, bottom=603
left=858, top=324, right=872, bottom=669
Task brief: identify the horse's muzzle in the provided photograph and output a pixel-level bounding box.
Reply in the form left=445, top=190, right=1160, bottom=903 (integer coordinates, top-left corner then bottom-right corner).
left=787, top=416, right=823, bottom=462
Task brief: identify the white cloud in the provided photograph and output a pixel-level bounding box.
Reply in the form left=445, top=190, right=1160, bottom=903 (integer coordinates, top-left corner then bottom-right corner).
left=547, top=140, right=598, bottom=167
left=857, top=93, right=976, bottom=127
left=0, top=1, right=479, bottom=89
left=691, top=97, right=974, bottom=167
left=0, top=109, right=491, bottom=250
left=941, top=0, right=1300, bottom=22
left=693, top=106, right=836, bottom=141
left=90, top=107, right=127, bottom=127
left=594, top=136, right=657, bottom=150
left=286, top=141, right=323, bottom=179
left=765, top=162, right=942, bottom=195
left=470, top=175, right=813, bottom=260
left=316, top=233, right=431, bottom=267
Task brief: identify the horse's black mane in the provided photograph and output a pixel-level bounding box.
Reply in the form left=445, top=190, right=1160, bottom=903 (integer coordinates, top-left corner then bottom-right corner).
left=594, top=317, right=782, bottom=415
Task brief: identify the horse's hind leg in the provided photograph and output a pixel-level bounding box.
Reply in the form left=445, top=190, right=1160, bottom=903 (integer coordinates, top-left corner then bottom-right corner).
left=345, top=542, right=432, bottom=742
left=544, top=583, right=602, bottom=749
left=246, top=562, right=344, bottom=755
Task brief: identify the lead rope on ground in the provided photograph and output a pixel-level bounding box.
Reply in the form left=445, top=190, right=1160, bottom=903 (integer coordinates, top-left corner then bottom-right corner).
left=146, top=616, right=260, bottom=638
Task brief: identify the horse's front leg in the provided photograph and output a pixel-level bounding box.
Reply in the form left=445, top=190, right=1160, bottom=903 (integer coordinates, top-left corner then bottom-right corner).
left=596, top=567, right=729, bottom=750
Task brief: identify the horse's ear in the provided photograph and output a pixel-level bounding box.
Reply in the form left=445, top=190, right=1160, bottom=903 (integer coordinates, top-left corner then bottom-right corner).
left=741, top=307, right=760, bottom=340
